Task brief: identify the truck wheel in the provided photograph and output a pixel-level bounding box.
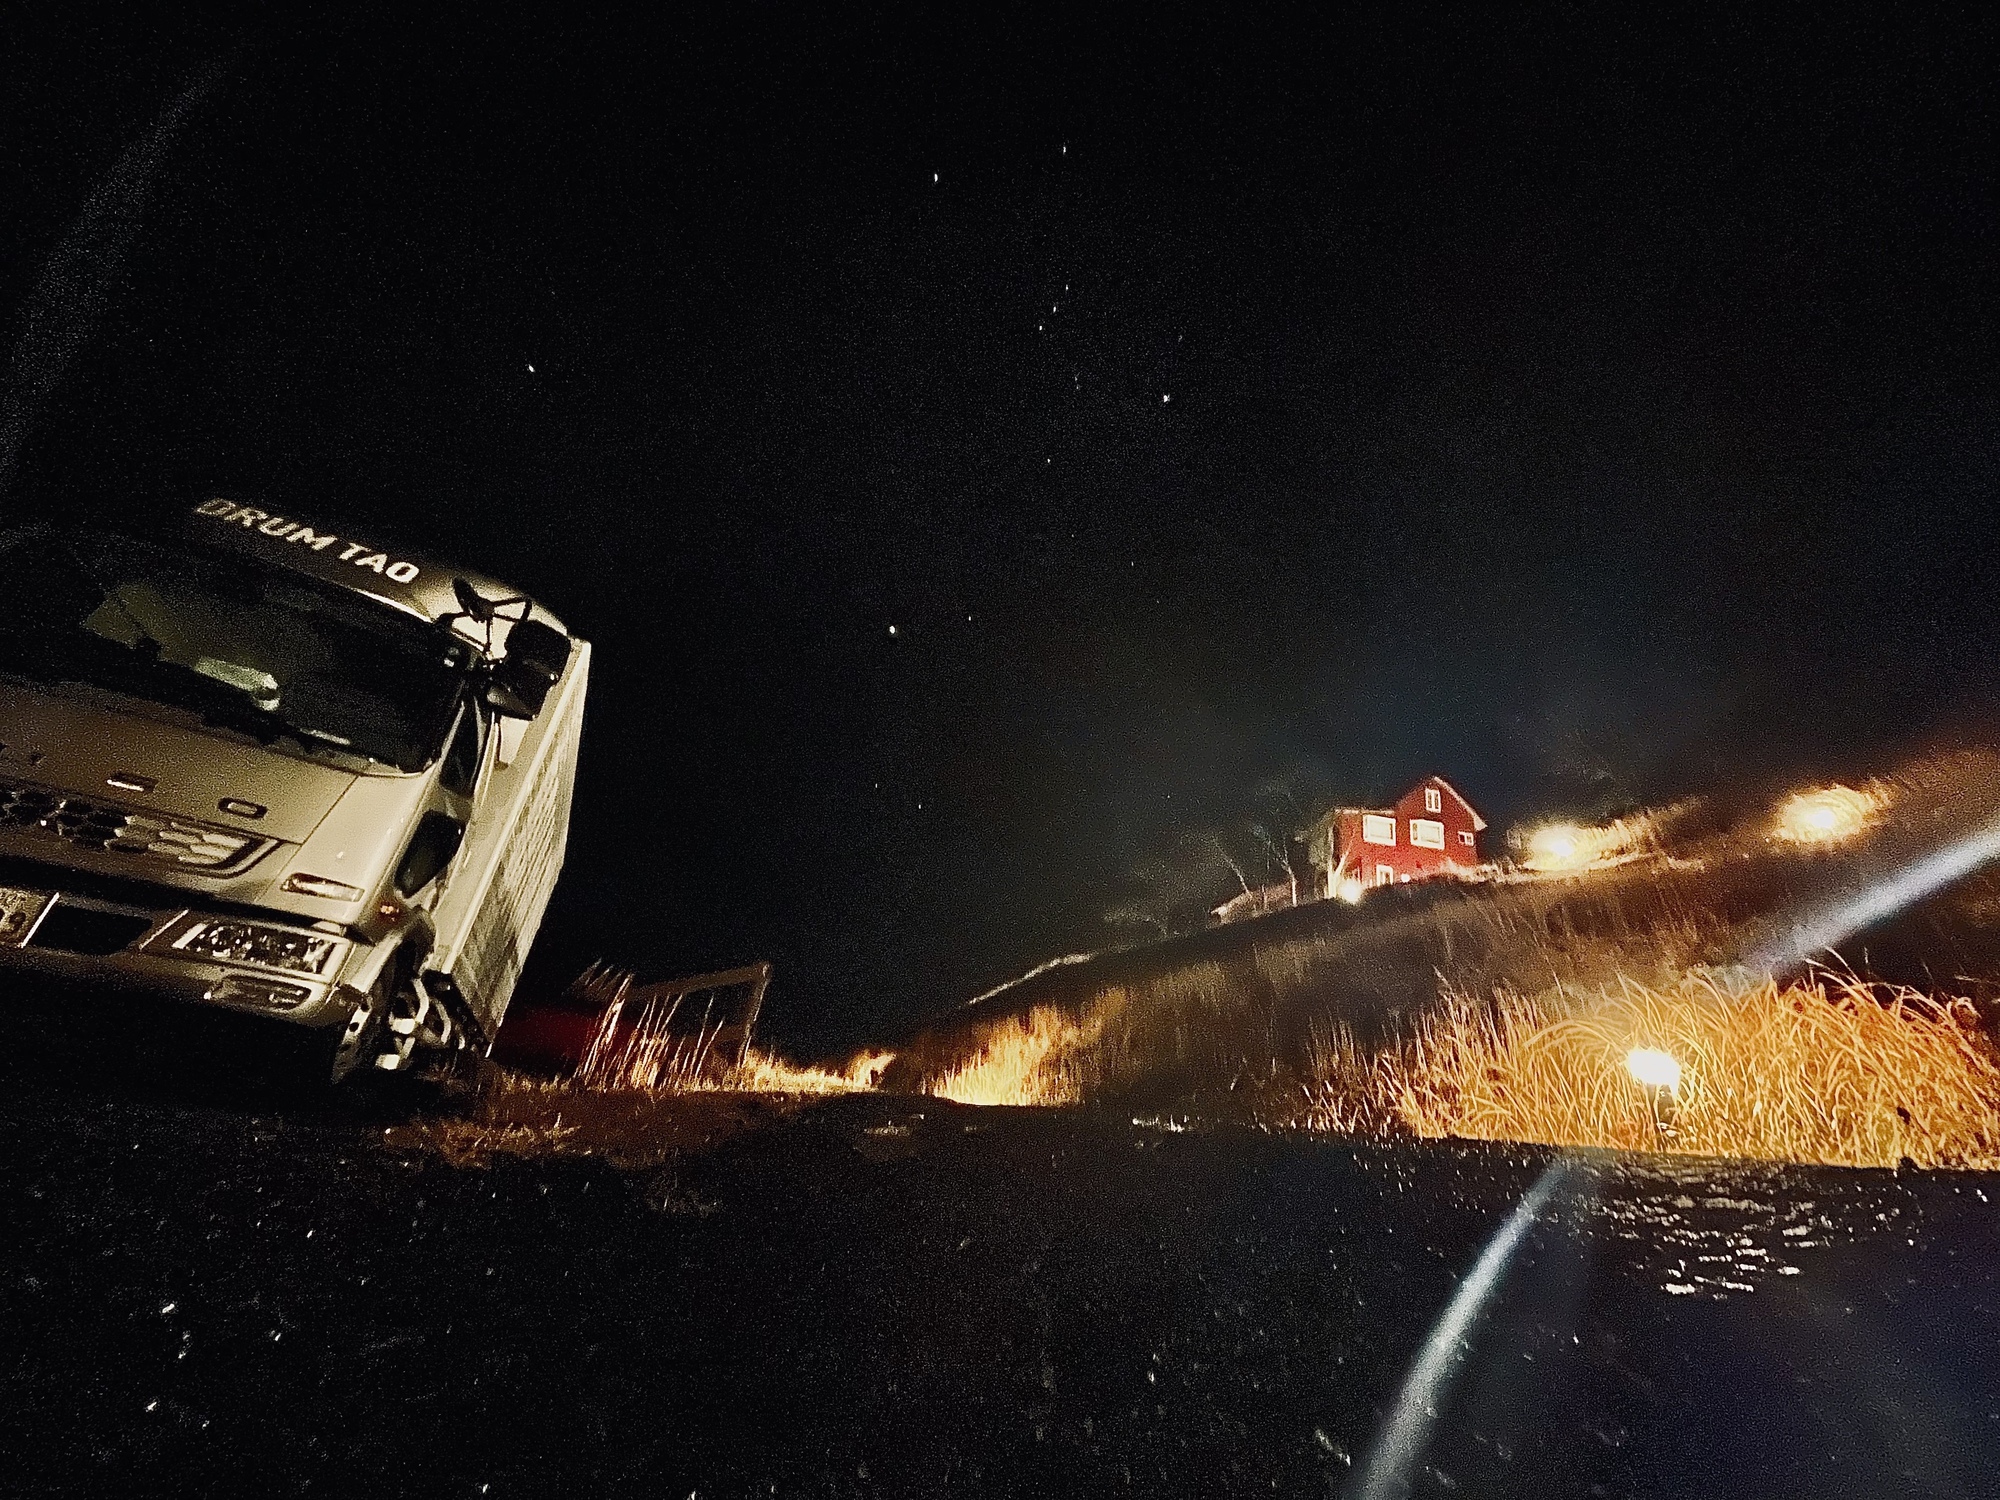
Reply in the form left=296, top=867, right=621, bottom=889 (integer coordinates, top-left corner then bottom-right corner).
left=328, top=970, right=394, bottom=1086
left=377, top=973, right=479, bottom=1078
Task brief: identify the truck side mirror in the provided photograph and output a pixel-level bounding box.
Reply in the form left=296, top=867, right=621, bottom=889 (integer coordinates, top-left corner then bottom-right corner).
left=484, top=619, right=572, bottom=719
left=395, top=811, right=465, bottom=895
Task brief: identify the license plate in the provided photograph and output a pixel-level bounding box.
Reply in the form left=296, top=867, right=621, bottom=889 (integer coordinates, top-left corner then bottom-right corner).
left=0, top=885, right=54, bottom=947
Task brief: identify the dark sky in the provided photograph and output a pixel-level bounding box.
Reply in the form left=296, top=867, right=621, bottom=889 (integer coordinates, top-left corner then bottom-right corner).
left=3, top=6, right=1996, bottom=1051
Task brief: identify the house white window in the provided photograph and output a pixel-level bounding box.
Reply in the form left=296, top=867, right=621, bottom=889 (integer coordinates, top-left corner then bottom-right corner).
left=1375, top=863, right=1396, bottom=887
left=1409, top=818, right=1446, bottom=850
left=1362, top=814, right=1396, bottom=846
left=1424, top=786, right=1442, bottom=814
left=1459, top=830, right=1476, bottom=846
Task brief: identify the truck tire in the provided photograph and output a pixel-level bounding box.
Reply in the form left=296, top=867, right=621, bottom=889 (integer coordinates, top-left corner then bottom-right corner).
left=327, top=968, right=396, bottom=1086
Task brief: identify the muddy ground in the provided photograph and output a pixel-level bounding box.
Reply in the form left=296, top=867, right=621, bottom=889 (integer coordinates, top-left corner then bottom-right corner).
left=4, top=1026, right=2000, bottom=1497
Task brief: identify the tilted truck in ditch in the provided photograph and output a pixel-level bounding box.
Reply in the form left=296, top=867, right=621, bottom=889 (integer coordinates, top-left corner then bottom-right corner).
left=0, top=499, right=588, bottom=1082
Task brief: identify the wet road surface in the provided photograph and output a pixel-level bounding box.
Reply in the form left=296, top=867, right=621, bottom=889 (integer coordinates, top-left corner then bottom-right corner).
left=4, top=1072, right=1999, bottom=1498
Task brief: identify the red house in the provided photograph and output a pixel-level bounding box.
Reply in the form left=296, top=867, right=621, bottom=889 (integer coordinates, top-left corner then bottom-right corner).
left=1306, top=775, right=1486, bottom=896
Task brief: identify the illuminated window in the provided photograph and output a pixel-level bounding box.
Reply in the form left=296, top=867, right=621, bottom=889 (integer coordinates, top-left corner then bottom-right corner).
left=1409, top=818, right=1445, bottom=850
left=1424, top=786, right=1441, bottom=814
left=1362, top=814, right=1396, bottom=846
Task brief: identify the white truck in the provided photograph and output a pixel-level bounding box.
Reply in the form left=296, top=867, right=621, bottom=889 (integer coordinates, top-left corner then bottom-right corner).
left=0, top=499, right=589, bottom=1082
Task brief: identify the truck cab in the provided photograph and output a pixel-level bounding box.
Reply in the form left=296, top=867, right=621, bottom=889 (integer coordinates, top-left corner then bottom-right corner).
left=0, top=500, right=590, bottom=1082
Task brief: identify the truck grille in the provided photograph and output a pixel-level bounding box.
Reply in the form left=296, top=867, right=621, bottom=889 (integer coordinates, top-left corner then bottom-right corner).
left=0, top=778, right=267, bottom=874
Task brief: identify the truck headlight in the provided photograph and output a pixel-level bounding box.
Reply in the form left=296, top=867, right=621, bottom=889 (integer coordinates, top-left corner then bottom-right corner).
left=171, top=920, right=345, bottom=976
left=283, top=873, right=365, bottom=901
left=206, top=974, right=316, bottom=1011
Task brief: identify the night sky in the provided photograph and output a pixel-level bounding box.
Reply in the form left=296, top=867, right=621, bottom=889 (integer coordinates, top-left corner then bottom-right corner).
left=3, top=8, right=1996, bottom=1051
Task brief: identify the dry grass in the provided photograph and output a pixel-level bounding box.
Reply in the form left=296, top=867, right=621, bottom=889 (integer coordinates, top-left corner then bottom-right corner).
left=571, top=965, right=886, bottom=1096
left=923, top=1003, right=1105, bottom=1105
left=910, top=943, right=2000, bottom=1169
left=910, top=752, right=2000, bottom=1131
left=387, top=1071, right=813, bottom=1168
left=576, top=1041, right=887, bottom=1098
left=918, top=961, right=1280, bottom=1107
left=728, top=1047, right=894, bottom=1094
left=391, top=1034, right=895, bottom=1169
left=913, top=877, right=1745, bottom=1113
left=574, top=1003, right=728, bottom=1093
left=1291, top=973, right=2000, bottom=1169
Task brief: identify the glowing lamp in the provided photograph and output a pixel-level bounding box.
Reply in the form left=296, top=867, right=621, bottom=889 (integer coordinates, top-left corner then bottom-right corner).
left=1625, top=1047, right=1682, bottom=1093
left=1337, top=878, right=1365, bottom=904
left=1525, top=824, right=1588, bottom=871
left=1772, top=785, right=1879, bottom=845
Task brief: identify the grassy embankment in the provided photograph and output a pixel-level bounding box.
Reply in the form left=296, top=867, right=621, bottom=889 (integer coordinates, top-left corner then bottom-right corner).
left=898, top=751, right=2000, bottom=1168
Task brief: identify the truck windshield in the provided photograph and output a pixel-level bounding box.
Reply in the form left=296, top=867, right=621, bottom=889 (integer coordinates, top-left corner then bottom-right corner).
left=0, top=529, right=468, bottom=772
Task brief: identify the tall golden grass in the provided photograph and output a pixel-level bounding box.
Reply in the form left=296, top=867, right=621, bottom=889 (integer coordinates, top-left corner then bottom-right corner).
left=1295, top=973, right=2000, bottom=1169
left=919, top=962, right=1276, bottom=1106
left=571, top=982, right=888, bottom=1096
left=913, top=965, right=2000, bottom=1170
left=923, top=1003, right=1103, bottom=1105
left=729, top=1047, right=894, bottom=1094
left=571, top=972, right=888, bottom=1095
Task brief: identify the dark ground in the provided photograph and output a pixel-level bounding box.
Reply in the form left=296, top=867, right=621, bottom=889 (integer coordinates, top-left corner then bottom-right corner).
left=4, top=1023, right=2000, bottom=1499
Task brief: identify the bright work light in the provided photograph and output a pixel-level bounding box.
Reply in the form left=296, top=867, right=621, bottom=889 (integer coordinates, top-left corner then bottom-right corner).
left=1772, top=784, right=1881, bottom=845
left=1625, top=1046, right=1682, bottom=1092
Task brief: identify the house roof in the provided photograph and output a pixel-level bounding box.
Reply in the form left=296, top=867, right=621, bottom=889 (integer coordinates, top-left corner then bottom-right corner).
left=1421, top=775, right=1488, bottom=832
left=1303, top=777, right=1488, bottom=835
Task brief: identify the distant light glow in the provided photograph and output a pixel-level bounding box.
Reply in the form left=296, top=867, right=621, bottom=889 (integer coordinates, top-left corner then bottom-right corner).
left=1625, top=1047, right=1682, bottom=1092
left=1337, top=878, right=1365, bottom=904
left=1519, top=810, right=1664, bottom=873
left=1525, top=824, right=1586, bottom=870
left=1772, top=784, right=1882, bottom=845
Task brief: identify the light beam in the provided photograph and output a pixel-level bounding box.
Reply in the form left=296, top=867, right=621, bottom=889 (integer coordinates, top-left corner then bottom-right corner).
left=1749, top=804, right=2000, bottom=975
left=1347, top=1159, right=1576, bottom=1500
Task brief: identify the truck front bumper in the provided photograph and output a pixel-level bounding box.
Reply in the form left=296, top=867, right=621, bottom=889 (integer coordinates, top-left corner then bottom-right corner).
left=0, top=875, right=363, bottom=1031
